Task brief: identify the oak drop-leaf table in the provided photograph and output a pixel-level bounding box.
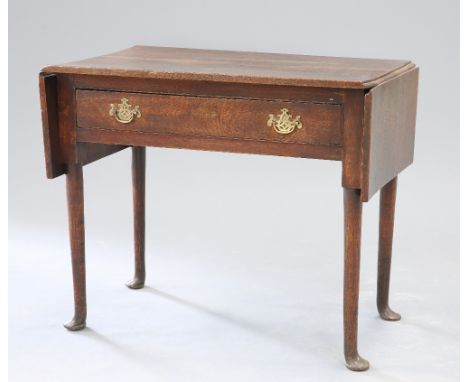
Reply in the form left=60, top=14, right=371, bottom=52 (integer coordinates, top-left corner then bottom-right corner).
left=39, top=46, right=419, bottom=371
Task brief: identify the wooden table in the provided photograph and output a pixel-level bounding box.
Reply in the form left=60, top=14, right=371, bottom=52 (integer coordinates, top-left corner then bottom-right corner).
left=39, top=46, right=419, bottom=371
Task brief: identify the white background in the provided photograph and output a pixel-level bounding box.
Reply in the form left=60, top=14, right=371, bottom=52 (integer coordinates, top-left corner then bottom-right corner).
left=9, top=1, right=459, bottom=381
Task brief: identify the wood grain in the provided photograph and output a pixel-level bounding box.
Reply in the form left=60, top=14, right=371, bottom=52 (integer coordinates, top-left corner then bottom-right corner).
left=126, top=147, right=146, bottom=290
left=55, top=74, right=77, bottom=164
left=342, top=90, right=364, bottom=189
left=377, top=177, right=401, bottom=321
left=77, top=142, right=127, bottom=166
left=42, top=45, right=414, bottom=89
left=72, top=74, right=347, bottom=104
left=76, top=127, right=342, bottom=161
left=361, top=68, right=419, bottom=201
left=39, top=73, right=65, bottom=178
left=76, top=90, right=342, bottom=147
left=64, top=163, right=87, bottom=331
left=343, top=188, right=369, bottom=371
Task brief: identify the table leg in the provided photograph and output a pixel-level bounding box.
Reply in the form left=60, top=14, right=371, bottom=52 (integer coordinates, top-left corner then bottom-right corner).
left=343, top=188, right=369, bottom=371
left=126, top=147, right=146, bottom=289
left=64, top=163, right=87, bottom=331
left=377, top=177, right=401, bottom=321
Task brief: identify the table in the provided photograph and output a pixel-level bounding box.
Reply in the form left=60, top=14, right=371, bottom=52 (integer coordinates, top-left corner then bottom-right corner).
left=39, top=46, right=419, bottom=371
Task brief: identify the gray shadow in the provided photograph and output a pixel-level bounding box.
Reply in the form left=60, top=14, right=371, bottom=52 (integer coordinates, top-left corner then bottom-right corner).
left=139, top=286, right=338, bottom=359
left=75, top=327, right=162, bottom=371
left=400, top=318, right=459, bottom=340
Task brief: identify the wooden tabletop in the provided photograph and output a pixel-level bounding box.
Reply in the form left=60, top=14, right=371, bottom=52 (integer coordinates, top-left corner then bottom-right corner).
left=42, top=46, right=414, bottom=89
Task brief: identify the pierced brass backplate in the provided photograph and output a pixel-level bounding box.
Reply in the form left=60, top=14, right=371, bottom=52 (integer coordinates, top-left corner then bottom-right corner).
left=267, top=108, right=302, bottom=135
left=109, top=98, right=141, bottom=124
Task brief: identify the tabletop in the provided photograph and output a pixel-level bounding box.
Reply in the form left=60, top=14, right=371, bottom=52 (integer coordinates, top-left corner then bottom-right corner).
left=42, top=45, right=414, bottom=89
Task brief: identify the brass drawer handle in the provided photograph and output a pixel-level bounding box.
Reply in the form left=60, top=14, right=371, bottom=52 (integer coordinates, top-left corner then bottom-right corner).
left=109, top=98, right=141, bottom=124
left=267, top=108, right=302, bottom=135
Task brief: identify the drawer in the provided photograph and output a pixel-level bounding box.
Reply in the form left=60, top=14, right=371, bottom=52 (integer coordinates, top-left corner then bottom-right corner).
left=76, top=90, right=342, bottom=146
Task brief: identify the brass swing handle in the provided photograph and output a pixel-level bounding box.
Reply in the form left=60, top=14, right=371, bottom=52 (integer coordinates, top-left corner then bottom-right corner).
left=109, top=98, right=141, bottom=124
left=267, top=108, right=302, bottom=135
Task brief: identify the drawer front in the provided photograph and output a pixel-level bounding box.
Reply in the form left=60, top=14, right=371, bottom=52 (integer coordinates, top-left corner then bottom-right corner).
left=76, top=90, right=342, bottom=146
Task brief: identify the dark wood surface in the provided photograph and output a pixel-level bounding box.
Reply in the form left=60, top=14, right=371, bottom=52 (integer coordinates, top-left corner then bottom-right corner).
left=361, top=68, right=419, bottom=201
left=55, top=75, right=77, bottom=165
left=39, top=73, right=64, bottom=178
left=341, top=90, right=365, bottom=189
left=38, top=46, right=419, bottom=372
left=77, top=127, right=342, bottom=161
left=42, top=45, right=414, bottom=89
left=126, top=147, right=146, bottom=290
left=64, top=163, right=86, bottom=331
left=76, top=89, right=342, bottom=146
left=77, top=142, right=127, bottom=167
left=343, top=188, right=368, bottom=371
left=377, top=177, right=401, bottom=321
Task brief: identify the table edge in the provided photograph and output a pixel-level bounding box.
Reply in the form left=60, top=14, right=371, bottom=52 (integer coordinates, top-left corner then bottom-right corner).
left=40, top=62, right=415, bottom=90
